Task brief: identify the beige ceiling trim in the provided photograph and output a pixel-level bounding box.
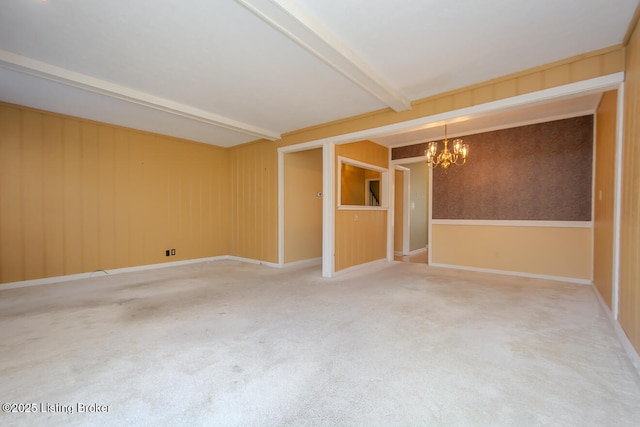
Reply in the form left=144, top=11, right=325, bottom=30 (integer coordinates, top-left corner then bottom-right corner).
left=235, top=0, right=411, bottom=112
left=0, top=49, right=281, bottom=141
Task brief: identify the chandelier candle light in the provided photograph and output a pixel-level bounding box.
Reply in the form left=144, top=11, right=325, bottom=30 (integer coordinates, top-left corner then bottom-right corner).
left=425, top=124, right=469, bottom=171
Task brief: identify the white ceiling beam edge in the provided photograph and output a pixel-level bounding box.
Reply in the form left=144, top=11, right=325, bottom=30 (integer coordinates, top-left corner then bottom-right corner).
left=0, top=49, right=281, bottom=141
left=235, top=0, right=412, bottom=112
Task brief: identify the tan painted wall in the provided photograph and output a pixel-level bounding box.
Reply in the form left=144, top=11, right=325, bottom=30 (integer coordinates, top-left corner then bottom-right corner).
left=283, top=149, right=322, bottom=263
left=593, top=90, right=618, bottom=308
left=0, top=103, right=229, bottom=284
left=228, top=141, right=278, bottom=263
left=431, top=225, right=593, bottom=280
left=335, top=141, right=388, bottom=271
left=620, top=17, right=640, bottom=354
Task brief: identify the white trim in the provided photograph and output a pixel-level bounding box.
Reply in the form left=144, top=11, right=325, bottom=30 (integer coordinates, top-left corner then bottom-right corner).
left=322, top=142, right=336, bottom=278
left=431, top=219, right=592, bottom=228
left=403, top=168, right=411, bottom=256
left=226, top=256, right=281, bottom=268
left=408, top=246, right=427, bottom=256
left=337, top=155, right=387, bottom=172
left=591, top=284, right=640, bottom=377
left=278, top=141, right=326, bottom=271
left=388, top=109, right=598, bottom=150
left=337, top=156, right=389, bottom=210
left=612, top=84, right=625, bottom=319
left=309, top=73, right=625, bottom=148
left=234, top=0, right=410, bottom=112
left=337, top=205, right=387, bottom=211
left=429, top=262, right=592, bottom=285
left=331, top=258, right=389, bottom=277
left=282, top=257, right=322, bottom=268
left=277, top=140, right=324, bottom=154
left=0, top=49, right=280, bottom=141
left=0, top=256, right=230, bottom=291
left=278, top=149, right=285, bottom=267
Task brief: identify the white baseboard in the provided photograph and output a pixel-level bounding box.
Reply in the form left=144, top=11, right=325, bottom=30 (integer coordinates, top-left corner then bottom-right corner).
left=395, top=246, right=427, bottom=257
left=282, top=257, right=322, bottom=268
left=226, top=256, right=281, bottom=269
left=0, top=255, right=282, bottom=291
left=409, top=246, right=427, bottom=256
left=332, top=258, right=390, bottom=277
left=428, top=262, right=592, bottom=285
left=590, top=285, right=640, bottom=378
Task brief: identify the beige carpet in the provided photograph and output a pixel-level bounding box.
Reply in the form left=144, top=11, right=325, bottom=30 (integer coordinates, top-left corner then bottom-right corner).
left=1, top=260, right=639, bottom=426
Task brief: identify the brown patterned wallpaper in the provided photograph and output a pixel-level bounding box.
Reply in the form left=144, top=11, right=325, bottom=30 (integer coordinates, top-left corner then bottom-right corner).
left=393, top=116, right=594, bottom=221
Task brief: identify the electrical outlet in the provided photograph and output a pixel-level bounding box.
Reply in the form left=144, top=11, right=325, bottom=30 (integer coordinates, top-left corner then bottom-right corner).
left=165, top=250, right=170, bottom=257
left=171, top=249, right=176, bottom=256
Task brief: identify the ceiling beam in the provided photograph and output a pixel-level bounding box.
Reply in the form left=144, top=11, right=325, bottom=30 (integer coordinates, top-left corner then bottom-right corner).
left=0, top=49, right=282, bottom=141
left=235, top=0, right=412, bottom=112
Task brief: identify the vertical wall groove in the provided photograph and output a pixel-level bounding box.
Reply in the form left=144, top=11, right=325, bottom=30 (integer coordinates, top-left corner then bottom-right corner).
left=620, top=19, right=640, bottom=353
left=0, top=103, right=229, bottom=284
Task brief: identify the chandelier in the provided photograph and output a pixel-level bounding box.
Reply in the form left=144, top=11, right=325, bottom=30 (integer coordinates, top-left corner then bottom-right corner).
left=425, top=124, right=469, bottom=171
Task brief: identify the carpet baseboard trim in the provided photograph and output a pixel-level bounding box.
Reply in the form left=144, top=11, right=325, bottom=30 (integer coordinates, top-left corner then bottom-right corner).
left=409, top=246, right=427, bottom=256
left=333, top=258, right=389, bottom=277
left=429, top=262, right=592, bottom=285
left=0, top=256, right=231, bottom=291
left=282, top=257, right=322, bottom=268
left=591, top=285, right=640, bottom=378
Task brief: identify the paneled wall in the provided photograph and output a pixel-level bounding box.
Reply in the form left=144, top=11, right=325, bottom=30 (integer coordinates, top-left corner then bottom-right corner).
left=593, top=90, right=618, bottom=309
left=228, top=140, right=278, bottom=263
left=335, top=141, right=388, bottom=272
left=620, top=18, right=640, bottom=355
left=0, top=103, right=229, bottom=284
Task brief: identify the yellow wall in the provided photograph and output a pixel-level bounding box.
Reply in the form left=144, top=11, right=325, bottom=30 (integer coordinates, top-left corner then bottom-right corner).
left=432, top=224, right=593, bottom=280
left=0, top=45, right=628, bottom=284
left=283, top=149, right=322, bottom=263
left=228, top=140, right=278, bottom=263
left=335, top=141, right=388, bottom=271
left=593, top=90, right=618, bottom=307
left=620, top=16, right=640, bottom=355
left=0, top=103, right=229, bottom=284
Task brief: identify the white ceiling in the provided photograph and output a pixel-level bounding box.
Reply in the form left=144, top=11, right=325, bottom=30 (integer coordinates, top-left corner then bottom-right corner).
left=0, top=0, right=637, bottom=148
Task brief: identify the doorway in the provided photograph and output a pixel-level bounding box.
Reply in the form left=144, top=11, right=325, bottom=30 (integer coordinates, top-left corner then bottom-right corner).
left=393, top=160, right=430, bottom=264
left=281, top=148, right=323, bottom=267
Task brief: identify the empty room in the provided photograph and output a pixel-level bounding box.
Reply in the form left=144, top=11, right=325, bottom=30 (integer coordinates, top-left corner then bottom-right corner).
left=1, top=1, right=640, bottom=425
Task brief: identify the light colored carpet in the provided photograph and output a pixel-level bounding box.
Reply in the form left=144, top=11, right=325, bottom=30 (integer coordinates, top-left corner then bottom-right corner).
left=1, top=260, right=639, bottom=426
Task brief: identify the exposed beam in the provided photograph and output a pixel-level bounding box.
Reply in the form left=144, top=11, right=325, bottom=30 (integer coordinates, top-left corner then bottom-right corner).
left=0, top=49, right=282, bottom=141
left=235, top=0, right=412, bottom=112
